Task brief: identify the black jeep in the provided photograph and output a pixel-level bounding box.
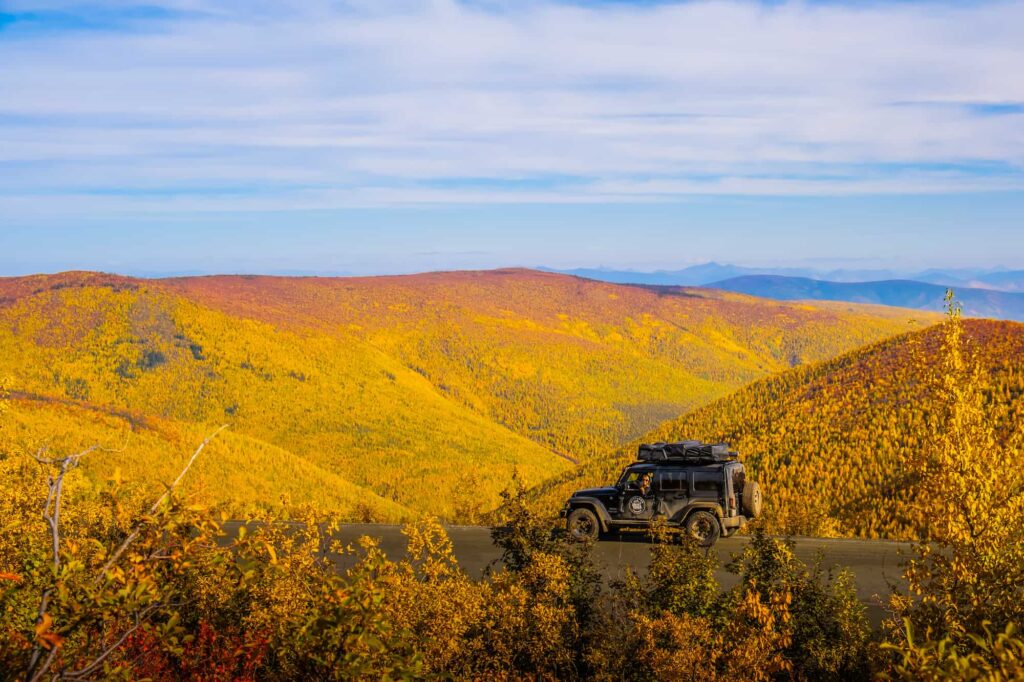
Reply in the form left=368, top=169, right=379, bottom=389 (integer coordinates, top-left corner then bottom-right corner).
left=560, top=440, right=762, bottom=547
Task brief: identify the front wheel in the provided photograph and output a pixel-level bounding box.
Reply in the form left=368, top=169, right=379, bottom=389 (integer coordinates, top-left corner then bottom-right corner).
left=567, top=507, right=600, bottom=542
left=685, top=511, right=721, bottom=548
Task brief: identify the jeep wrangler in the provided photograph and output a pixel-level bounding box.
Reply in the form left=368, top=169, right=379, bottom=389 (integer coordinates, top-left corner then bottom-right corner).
left=560, top=440, right=762, bottom=547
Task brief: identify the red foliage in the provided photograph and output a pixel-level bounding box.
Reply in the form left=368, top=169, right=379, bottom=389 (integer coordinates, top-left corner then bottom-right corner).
left=125, top=621, right=269, bottom=681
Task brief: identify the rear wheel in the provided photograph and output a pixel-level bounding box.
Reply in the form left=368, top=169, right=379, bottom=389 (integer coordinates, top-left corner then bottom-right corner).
left=685, top=511, right=721, bottom=547
left=567, top=507, right=600, bottom=542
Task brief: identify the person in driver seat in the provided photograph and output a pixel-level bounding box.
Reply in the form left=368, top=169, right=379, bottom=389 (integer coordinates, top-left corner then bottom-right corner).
left=639, top=472, right=653, bottom=496
left=639, top=471, right=670, bottom=518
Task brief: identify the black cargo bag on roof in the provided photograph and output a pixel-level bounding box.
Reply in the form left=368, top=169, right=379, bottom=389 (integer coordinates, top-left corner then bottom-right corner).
left=637, top=441, right=700, bottom=461
left=637, top=440, right=735, bottom=462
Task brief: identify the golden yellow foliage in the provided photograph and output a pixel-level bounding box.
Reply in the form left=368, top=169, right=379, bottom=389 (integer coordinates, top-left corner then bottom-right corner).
left=0, top=282, right=568, bottom=520
left=160, top=269, right=932, bottom=456
left=620, top=588, right=793, bottom=682
left=2, top=399, right=411, bottom=522
left=881, top=295, right=1024, bottom=676
left=0, top=270, right=929, bottom=521
left=596, top=318, right=1024, bottom=540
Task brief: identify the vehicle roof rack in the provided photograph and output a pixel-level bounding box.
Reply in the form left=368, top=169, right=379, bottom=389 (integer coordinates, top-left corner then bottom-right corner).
left=637, top=440, right=738, bottom=463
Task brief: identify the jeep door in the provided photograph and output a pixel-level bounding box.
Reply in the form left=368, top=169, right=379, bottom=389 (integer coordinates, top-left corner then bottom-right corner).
left=690, top=470, right=725, bottom=512
left=654, top=470, right=689, bottom=521
left=618, top=468, right=654, bottom=521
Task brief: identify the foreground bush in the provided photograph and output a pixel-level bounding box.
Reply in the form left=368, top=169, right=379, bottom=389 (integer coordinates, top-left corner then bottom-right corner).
left=0, top=424, right=868, bottom=681
left=882, top=296, right=1024, bottom=678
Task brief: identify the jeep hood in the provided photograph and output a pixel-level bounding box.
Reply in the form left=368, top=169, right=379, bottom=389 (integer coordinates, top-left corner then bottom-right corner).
left=572, top=486, right=617, bottom=498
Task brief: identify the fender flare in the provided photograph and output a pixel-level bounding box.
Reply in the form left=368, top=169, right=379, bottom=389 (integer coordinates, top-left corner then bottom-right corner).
left=567, top=497, right=612, bottom=532
left=681, top=503, right=726, bottom=533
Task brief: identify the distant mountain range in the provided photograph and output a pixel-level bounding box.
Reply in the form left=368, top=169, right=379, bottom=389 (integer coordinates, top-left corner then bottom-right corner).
left=710, top=276, right=1024, bottom=322
left=543, top=263, right=1024, bottom=321
left=544, top=263, right=1024, bottom=292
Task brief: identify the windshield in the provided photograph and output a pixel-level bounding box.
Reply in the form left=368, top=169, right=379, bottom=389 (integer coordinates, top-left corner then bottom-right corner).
left=617, top=467, right=647, bottom=488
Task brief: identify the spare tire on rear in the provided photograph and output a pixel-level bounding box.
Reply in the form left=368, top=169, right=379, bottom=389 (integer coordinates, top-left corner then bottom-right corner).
left=742, top=480, right=763, bottom=518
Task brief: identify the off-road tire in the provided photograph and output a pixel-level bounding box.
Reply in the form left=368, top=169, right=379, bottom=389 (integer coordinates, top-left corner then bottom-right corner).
left=742, top=480, right=763, bottom=518
left=685, top=510, right=721, bottom=547
left=567, top=507, right=600, bottom=542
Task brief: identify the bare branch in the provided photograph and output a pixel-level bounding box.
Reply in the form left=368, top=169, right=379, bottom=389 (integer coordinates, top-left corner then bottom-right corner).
left=26, top=642, right=58, bottom=682
left=63, top=603, right=162, bottom=680
left=31, top=443, right=98, bottom=467
left=26, top=445, right=99, bottom=682
left=161, top=425, right=228, bottom=510
left=96, top=425, right=228, bottom=583
left=25, top=428, right=218, bottom=681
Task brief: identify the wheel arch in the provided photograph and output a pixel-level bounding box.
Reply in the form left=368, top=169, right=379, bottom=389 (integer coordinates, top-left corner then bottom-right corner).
left=567, top=497, right=612, bottom=532
left=681, top=503, right=726, bottom=533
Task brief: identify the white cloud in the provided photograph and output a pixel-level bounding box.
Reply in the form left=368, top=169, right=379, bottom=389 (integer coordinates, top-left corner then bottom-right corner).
left=1, top=0, right=1023, bottom=216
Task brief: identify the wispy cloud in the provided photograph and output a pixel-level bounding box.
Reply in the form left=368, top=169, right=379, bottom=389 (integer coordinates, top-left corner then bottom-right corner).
left=1, top=0, right=1023, bottom=217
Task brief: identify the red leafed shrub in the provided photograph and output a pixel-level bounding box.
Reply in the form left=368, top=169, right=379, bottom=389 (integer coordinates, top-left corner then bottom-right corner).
left=126, top=621, right=269, bottom=681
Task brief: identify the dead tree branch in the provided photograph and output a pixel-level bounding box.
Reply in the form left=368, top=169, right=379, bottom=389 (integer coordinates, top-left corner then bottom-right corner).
left=62, top=603, right=162, bottom=680
left=26, top=445, right=99, bottom=682
left=96, top=424, right=228, bottom=583
left=24, top=427, right=225, bottom=681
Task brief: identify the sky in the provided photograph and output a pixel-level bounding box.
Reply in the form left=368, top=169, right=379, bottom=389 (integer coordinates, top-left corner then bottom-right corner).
left=1, top=0, right=1023, bottom=276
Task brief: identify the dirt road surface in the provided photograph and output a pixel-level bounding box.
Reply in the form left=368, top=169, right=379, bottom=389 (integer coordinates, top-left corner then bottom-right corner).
left=225, top=523, right=910, bottom=628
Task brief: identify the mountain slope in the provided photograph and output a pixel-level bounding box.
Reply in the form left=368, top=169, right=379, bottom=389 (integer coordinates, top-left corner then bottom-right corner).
left=711, top=275, right=1024, bottom=321
left=971, top=269, right=1024, bottom=292
left=638, top=319, right=1024, bottom=539
left=159, top=269, right=936, bottom=456
left=0, top=269, right=938, bottom=522
left=2, top=396, right=413, bottom=521
left=0, top=280, right=571, bottom=519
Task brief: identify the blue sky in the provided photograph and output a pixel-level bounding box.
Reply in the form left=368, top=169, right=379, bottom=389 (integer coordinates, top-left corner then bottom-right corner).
left=2, top=0, right=1023, bottom=276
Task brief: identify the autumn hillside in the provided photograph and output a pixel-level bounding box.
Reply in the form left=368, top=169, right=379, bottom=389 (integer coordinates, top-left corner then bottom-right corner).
left=0, top=269, right=934, bottom=520
left=160, top=269, right=935, bottom=456
left=637, top=319, right=1024, bottom=540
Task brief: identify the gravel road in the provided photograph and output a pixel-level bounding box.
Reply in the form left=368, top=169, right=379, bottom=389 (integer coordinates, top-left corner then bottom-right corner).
left=224, top=522, right=911, bottom=628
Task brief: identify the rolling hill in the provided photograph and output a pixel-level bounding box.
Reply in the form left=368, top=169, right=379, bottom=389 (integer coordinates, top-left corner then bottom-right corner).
left=635, top=318, right=1024, bottom=540
left=158, top=269, right=939, bottom=453
left=913, top=268, right=1024, bottom=292
left=711, top=275, right=1024, bottom=321
left=1, top=396, right=413, bottom=522
left=0, top=278, right=567, bottom=520
left=0, top=269, right=937, bottom=521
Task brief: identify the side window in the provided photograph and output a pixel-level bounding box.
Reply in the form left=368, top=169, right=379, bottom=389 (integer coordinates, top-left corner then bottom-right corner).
left=692, top=473, right=722, bottom=494
left=655, top=471, right=686, bottom=493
